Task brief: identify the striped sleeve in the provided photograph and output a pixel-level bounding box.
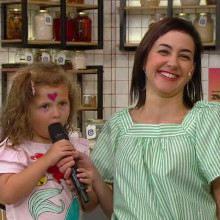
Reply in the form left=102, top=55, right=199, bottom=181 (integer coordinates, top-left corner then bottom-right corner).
left=91, top=113, right=121, bottom=184
left=195, top=102, right=220, bottom=183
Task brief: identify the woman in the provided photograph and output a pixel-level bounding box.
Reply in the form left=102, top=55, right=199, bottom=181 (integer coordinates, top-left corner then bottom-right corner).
left=59, top=18, right=220, bottom=219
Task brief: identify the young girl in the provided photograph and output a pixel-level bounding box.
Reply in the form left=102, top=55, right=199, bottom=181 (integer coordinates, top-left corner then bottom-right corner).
left=0, top=62, right=98, bottom=220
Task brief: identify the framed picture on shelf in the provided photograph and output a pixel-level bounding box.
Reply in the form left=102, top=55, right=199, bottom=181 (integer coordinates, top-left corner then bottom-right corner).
left=208, top=68, right=220, bottom=102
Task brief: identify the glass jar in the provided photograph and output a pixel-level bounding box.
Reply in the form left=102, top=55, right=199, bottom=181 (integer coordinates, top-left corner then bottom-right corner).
left=53, top=13, right=74, bottom=41
left=140, top=0, right=160, bottom=7
left=34, top=10, right=53, bottom=40
left=73, top=12, right=92, bottom=42
left=85, top=119, right=106, bottom=150
left=148, top=14, right=165, bottom=29
left=7, top=9, right=22, bottom=39
left=193, top=13, right=213, bottom=43
left=180, top=0, right=200, bottom=5
left=177, top=13, right=191, bottom=23
left=14, top=49, right=26, bottom=64
left=71, top=50, right=87, bottom=70
left=34, top=49, right=51, bottom=62
left=206, top=0, right=216, bottom=5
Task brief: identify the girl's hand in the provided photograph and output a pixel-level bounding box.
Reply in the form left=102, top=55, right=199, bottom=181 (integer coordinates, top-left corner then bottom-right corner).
left=43, top=139, right=75, bottom=167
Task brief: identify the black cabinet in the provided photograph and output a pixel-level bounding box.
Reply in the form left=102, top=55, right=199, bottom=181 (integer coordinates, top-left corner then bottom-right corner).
left=1, top=64, right=103, bottom=130
left=0, top=0, right=103, bottom=50
left=120, top=0, right=220, bottom=51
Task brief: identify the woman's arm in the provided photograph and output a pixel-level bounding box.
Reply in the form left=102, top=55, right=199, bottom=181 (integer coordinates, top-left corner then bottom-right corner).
left=212, top=177, right=220, bottom=219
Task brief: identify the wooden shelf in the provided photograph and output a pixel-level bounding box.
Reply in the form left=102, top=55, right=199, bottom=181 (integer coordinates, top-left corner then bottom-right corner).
left=78, top=106, right=98, bottom=111
left=0, top=0, right=21, bottom=3
left=1, top=39, right=22, bottom=43
left=125, top=5, right=216, bottom=10
left=67, top=69, right=98, bottom=74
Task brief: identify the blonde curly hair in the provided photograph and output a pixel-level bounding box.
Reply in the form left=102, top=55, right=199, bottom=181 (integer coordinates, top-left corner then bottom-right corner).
left=0, top=62, right=77, bottom=148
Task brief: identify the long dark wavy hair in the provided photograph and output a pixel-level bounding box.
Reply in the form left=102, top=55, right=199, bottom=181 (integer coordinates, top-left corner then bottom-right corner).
left=0, top=62, right=76, bottom=148
left=130, top=17, right=203, bottom=109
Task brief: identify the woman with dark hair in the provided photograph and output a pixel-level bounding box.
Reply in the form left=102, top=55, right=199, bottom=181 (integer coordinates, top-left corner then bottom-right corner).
left=59, top=17, right=220, bottom=219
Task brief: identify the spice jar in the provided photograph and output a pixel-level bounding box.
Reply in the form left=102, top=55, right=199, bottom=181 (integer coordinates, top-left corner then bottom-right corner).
left=148, top=14, right=165, bottom=29
left=206, top=0, right=216, bottom=5
left=34, top=49, right=51, bottom=62
left=34, top=10, right=53, bottom=40
left=193, top=13, right=213, bottom=43
left=53, top=13, right=74, bottom=41
left=177, top=13, right=191, bottom=23
left=7, top=9, right=22, bottom=39
left=73, top=11, right=92, bottom=42
left=140, top=0, right=160, bottom=7
left=14, top=49, right=26, bottom=64
left=85, top=119, right=106, bottom=150
left=71, top=51, right=87, bottom=70
left=180, top=0, right=200, bottom=5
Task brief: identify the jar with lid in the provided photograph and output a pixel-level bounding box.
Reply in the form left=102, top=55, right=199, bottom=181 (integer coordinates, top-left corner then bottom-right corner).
left=53, top=13, right=74, bottom=41
left=148, top=14, right=165, bottom=29
left=34, top=10, right=53, bottom=40
left=177, top=13, right=191, bottom=23
left=73, top=12, right=92, bottom=42
left=85, top=119, right=106, bottom=150
left=206, top=0, right=216, bottom=5
left=14, top=49, right=26, bottom=64
left=34, top=49, right=51, bottom=62
left=7, top=9, right=22, bottom=39
left=180, top=0, right=200, bottom=5
left=140, top=0, right=160, bottom=7
left=71, top=51, right=87, bottom=70
left=193, top=13, right=213, bottom=43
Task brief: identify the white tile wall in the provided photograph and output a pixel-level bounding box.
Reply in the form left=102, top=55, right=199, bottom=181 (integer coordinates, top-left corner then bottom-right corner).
left=1, top=0, right=220, bottom=122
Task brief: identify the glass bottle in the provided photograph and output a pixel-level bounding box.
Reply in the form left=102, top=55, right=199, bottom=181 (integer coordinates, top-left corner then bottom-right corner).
left=140, top=0, right=160, bottom=7
left=73, top=12, right=92, bottom=42
left=193, top=13, right=213, bottom=43
left=177, top=13, right=191, bottom=23
left=180, top=0, right=200, bottom=6
left=34, top=49, right=51, bottom=62
left=7, top=9, right=22, bottom=39
left=148, top=14, right=165, bottom=29
left=53, top=13, right=74, bottom=41
left=34, top=10, right=53, bottom=40
left=206, top=0, right=216, bottom=5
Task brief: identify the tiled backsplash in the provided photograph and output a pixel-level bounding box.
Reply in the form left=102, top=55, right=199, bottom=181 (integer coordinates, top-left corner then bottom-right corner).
left=1, top=0, right=220, bottom=122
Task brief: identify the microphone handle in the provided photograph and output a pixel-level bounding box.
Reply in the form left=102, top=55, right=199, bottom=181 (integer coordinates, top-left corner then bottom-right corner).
left=71, top=164, right=89, bottom=203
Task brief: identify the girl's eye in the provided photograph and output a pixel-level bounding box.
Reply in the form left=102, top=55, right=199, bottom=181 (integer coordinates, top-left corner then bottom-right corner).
left=59, top=102, right=67, bottom=107
left=40, top=104, right=49, bottom=110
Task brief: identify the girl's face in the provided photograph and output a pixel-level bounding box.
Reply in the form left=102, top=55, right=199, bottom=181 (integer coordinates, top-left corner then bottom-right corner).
left=144, top=30, right=195, bottom=99
left=29, top=84, right=70, bottom=143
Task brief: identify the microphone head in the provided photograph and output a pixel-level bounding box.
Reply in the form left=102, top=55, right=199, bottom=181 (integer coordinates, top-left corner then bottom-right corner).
left=48, top=122, right=69, bottom=143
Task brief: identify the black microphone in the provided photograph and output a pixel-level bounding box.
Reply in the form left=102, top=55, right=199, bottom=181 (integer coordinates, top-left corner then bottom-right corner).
left=48, top=122, right=89, bottom=203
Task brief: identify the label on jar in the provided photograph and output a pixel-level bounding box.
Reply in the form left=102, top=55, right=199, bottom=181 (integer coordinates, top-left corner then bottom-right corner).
left=42, top=52, right=50, bottom=62
left=44, top=14, right=52, bottom=26
left=86, top=125, right=96, bottom=140
left=56, top=53, right=66, bottom=65
left=199, top=16, right=207, bottom=27
left=25, top=52, right=33, bottom=64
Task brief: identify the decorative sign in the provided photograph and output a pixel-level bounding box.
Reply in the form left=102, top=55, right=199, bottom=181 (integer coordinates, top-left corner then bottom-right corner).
left=208, top=68, right=220, bottom=102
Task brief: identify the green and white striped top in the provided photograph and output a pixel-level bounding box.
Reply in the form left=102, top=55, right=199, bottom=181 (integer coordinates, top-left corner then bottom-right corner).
left=91, top=101, right=220, bottom=220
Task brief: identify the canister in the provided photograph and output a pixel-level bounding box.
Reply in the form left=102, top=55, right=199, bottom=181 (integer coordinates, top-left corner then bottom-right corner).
left=140, top=0, right=160, bottom=7
left=193, top=13, right=213, bottom=43
left=34, top=10, right=53, bottom=40
left=85, top=119, right=106, bottom=150
left=71, top=50, right=87, bottom=70
left=177, top=13, right=191, bottom=23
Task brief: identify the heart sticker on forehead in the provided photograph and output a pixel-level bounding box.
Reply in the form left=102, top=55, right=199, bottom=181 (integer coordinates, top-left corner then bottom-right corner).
left=48, top=92, right=58, bottom=101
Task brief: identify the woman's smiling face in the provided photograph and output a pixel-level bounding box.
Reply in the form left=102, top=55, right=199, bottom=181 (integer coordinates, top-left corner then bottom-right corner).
left=144, top=30, right=195, bottom=98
